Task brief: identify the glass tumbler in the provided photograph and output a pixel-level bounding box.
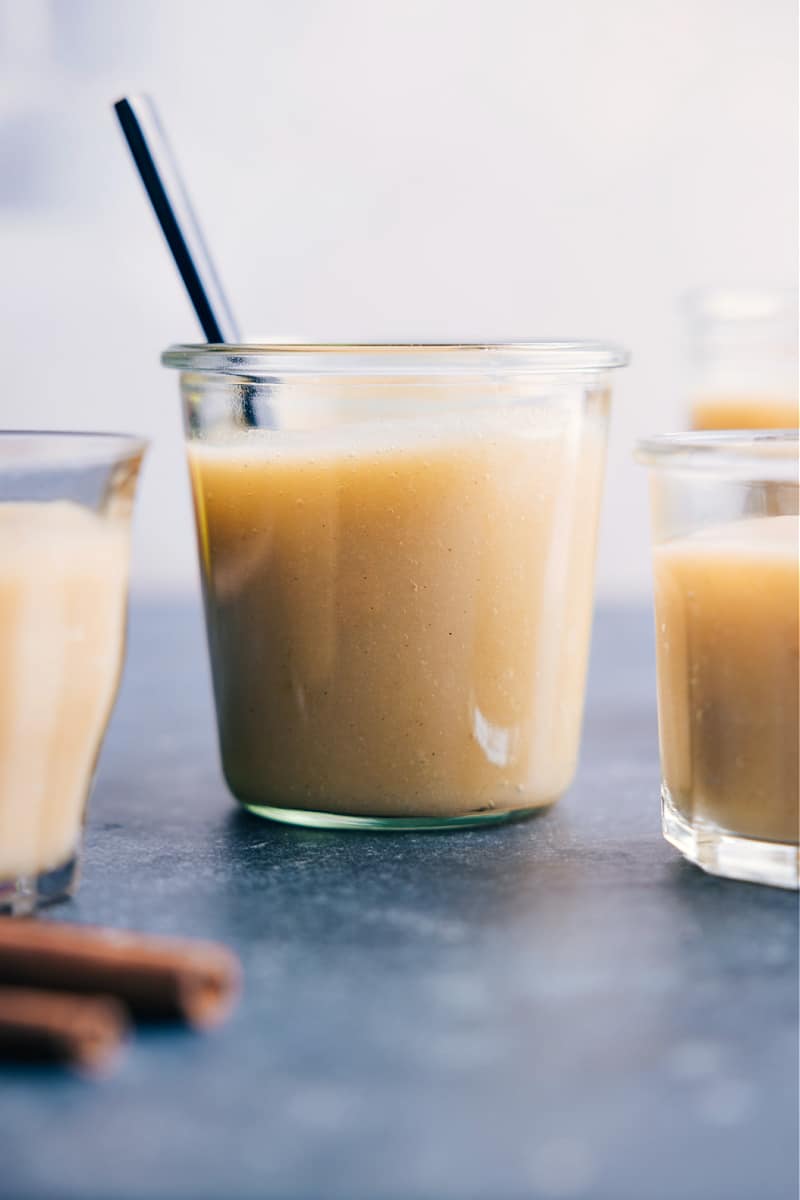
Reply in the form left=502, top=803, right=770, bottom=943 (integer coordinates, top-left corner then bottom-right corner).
left=164, top=341, right=628, bottom=830
left=0, top=433, right=146, bottom=913
left=683, top=288, right=798, bottom=430
left=637, top=431, right=799, bottom=888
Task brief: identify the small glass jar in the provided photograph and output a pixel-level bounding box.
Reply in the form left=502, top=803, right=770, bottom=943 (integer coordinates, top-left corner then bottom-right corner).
left=637, top=431, right=799, bottom=888
left=0, top=433, right=146, bottom=913
left=163, top=341, right=628, bottom=829
left=683, top=288, right=798, bottom=430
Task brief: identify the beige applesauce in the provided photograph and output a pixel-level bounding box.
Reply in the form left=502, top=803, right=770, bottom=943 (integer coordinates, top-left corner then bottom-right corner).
left=691, top=394, right=799, bottom=431
left=0, top=502, right=129, bottom=879
left=189, top=406, right=607, bottom=819
left=654, top=514, right=799, bottom=845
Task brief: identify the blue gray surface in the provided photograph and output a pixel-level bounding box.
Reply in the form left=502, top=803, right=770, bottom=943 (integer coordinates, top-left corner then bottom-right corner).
left=0, top=602, right=797, bottom=1200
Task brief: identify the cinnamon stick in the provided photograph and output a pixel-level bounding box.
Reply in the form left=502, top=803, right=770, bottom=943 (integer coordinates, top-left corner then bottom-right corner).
left=0, top=986, right=127, bottom=1074
left=0, top=919, right=241, bottom=1029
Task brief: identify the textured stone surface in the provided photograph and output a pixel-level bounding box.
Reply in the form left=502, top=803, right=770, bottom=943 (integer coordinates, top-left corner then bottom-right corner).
left=0, top=601, right=796, bottom=1200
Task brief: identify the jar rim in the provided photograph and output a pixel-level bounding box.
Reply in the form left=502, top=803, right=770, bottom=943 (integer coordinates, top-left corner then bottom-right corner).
left=0, top=431, right=148, bottom=469
left=161, top=340, right=630, bottom=376
left=636, top=429, right=799, bottom=474
left=680, top=286, right=798, bottom=322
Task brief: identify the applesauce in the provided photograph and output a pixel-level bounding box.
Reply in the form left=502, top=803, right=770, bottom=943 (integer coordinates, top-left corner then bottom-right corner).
left=654, top=515, right=798, bottom=846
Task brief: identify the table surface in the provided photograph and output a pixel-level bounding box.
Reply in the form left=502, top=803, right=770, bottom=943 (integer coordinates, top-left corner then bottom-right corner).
left=0, top=601, right=796, bottom=1200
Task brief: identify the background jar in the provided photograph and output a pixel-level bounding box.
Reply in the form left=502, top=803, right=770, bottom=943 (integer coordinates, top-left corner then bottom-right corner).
left=637, top=430, right=798, bottom=888
left=683, top=288, right=798, bottom=431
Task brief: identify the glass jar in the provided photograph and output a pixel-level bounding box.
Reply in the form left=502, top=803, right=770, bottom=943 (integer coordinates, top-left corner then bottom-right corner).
left=163, top=341, right=628, bottom=829
left=637, top=431, right=798, bottom=888
left=683, top=288, right=798, bottom=430
left=0, top=432, right=146, bottom=913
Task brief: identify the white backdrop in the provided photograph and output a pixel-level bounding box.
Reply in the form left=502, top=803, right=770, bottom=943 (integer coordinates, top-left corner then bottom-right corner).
left=0, top=0, right=796, bottom=598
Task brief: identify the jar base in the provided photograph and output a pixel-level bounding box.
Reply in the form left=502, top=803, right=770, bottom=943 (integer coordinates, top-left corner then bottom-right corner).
left=662, top=786, right=799, bottom=889
left=240, top=801, right=553, bottom=832
left=0, top=853, right=80, bottom=916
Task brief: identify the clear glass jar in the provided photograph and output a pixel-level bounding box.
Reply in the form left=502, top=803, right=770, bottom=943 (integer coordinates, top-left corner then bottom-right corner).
left=683, top=288, right=798, bottom=430
left=0, top=432, right=146, bottom=913
left=163, top=341, right=628, bottom=829
left=637, top=431, right=799, bottom=888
